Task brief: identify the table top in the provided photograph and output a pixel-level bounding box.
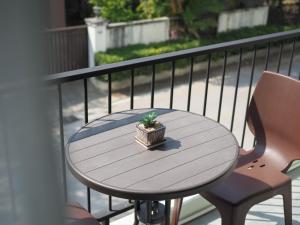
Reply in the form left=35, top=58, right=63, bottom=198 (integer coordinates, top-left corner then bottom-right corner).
left=66, top=108, right=239, bottom=200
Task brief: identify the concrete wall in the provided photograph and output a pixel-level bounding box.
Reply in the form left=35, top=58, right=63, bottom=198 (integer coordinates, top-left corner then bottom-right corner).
left=218, top=6, right=269, bottom=33
left=86, top=17, right=170, bottom=67
left=107, top=17, right=170, bottom=49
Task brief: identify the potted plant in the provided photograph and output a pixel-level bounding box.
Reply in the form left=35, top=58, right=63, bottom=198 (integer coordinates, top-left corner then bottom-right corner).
left=136, top=112, right=166, bottom=149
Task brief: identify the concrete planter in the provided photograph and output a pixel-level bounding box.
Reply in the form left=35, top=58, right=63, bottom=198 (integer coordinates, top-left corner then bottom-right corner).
left=136, top=123, right=166, bottom=148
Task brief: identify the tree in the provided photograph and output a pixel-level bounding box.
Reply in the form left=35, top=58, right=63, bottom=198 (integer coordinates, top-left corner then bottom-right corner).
left=182, top=0, right=223, bottom=37
left=137, top=0, right=170, bottom=19
left=170, top=0, right=184, bottom=14
left=89, top=0, right=171, bottom=22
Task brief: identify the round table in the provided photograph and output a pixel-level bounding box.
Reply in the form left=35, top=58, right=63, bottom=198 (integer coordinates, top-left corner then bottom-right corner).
left=66, top=108, right=239, bottom=224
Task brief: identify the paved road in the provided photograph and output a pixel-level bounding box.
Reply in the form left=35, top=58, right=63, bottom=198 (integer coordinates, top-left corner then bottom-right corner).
left=56, top=46, right=300, bottom=217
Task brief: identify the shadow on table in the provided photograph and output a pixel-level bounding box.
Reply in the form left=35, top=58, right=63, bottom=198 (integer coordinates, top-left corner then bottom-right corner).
left=155, top=137, right=181, bottom=151
left=71, top=109, right=172, bottom=142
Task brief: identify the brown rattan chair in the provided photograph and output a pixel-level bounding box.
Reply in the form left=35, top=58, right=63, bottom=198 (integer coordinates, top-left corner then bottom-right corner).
left=66, top=203, right=101, bottom=225
left=172, top=71, right=300, bottom=225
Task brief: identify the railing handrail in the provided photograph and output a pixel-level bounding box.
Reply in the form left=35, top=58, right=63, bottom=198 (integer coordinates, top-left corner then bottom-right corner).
left=46, top=25, right=87, bottom=33
left=46, top=28, right=300, bottom=84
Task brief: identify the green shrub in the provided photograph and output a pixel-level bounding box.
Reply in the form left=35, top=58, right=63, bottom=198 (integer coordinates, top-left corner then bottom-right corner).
left=89, top=0, right=170, bottom=22
left=95, top=39, right=201, bottom=65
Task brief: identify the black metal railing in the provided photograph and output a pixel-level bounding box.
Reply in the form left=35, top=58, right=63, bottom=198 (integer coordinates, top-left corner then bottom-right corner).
left=47, top=29, right=300, bottom=224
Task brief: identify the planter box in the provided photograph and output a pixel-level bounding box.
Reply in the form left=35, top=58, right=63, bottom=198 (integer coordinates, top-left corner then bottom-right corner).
left=218, top=6, right=269, bottom=33
left=136, top=123, right=166, bottom=147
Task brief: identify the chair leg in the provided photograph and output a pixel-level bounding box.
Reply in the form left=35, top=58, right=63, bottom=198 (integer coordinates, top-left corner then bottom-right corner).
left=220, top=205, right=248, bottom=225
left=282, top=185, right=292, bottom=225
left=171, top=198, right=183, bottom=225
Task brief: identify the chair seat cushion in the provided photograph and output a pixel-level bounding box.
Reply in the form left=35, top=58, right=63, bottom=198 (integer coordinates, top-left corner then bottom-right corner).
left=66, top=203, right=100, bottom=225
left=202, top=148, right=291, bottom=205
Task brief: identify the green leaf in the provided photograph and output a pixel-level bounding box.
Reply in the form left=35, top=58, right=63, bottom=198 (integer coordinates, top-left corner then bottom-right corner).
left=139, top=112, right=158, bottom=128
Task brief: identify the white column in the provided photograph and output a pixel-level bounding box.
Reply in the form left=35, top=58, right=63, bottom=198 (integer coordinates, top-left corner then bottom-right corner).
left=85, top=17, right=108, bottom=67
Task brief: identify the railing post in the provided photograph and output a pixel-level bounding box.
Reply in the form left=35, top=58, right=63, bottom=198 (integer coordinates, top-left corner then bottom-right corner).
left=241, top=46, right=257, bottom=147
left=130, top=69, right=135, bottom=109
left=83, top=78, right=92, bottom=212
left=84, top=78, right=88, bottom=123
left=217, top=51, right=227, bottom=122
left=288, top=40, right=296, bottom=76
left=203, top=54, right=211, bottom=116
left=108, top=73, right=112, bottom=114
left=277, top=42, right=284, bottom=73
left=264, top=42, right=270, bottom=70
left=169, top=61, right=176, bottom=109
left=58, top=84, right=67, bottom=201
left=187, top=57, right=194, bottom=112
left=151, top=64, right=156, bottom=108
left=230, top=48, right=243, bottom=132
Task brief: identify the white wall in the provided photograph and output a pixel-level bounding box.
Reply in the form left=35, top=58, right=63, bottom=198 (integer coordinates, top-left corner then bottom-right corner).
left=218, top=6, right=269, bottom=33
left=86, top=17, right=170, bottom=67
left=107, top=17, right=170, bottom=49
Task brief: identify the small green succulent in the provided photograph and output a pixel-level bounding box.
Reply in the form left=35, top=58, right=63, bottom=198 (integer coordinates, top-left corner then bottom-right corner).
left=139, top=112, right=158, bottom=128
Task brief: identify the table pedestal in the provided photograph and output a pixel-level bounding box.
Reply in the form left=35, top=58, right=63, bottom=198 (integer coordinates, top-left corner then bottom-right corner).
left=135, top=200, right=170, bottom=225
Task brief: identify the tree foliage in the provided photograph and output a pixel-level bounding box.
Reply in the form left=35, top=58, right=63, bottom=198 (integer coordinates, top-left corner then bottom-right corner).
left=182, top=0, right=223, bottom=37
left=89, top=0, right=170, bottom=22
left=89, top=0, right=266, bottom=35
left=137, top=0, right=169, bottom=19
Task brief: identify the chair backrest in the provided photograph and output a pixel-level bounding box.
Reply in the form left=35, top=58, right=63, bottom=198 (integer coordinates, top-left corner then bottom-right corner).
left=247, top=71, right=300, bottom=172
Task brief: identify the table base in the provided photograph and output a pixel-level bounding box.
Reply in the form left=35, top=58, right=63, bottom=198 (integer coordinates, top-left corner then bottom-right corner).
left=134, top=200, right=171, bottom=225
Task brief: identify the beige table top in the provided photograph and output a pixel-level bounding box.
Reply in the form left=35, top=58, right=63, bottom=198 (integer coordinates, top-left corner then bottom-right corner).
left=66, top=108, right=239, bottom=200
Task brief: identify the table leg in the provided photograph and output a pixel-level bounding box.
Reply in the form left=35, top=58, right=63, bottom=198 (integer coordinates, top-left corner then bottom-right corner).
left=171, top=198, right=183, bottom=225
left=136, top=200, right=166, bottom=225
left=133, top=201, right=140, bottom=225
left=146, top=201, right=152, bottom=223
